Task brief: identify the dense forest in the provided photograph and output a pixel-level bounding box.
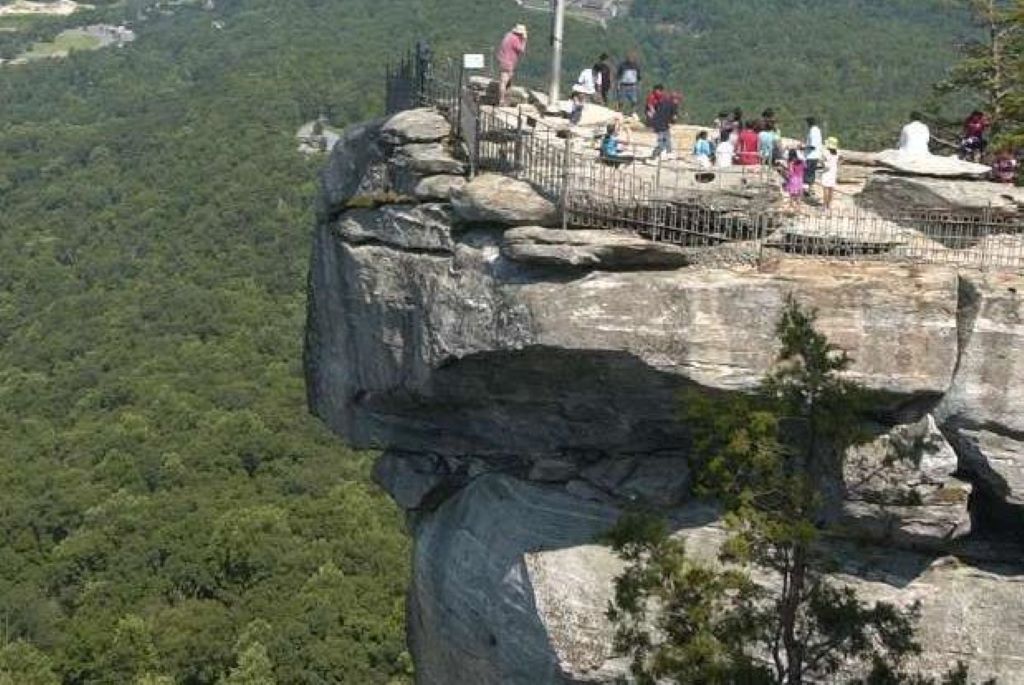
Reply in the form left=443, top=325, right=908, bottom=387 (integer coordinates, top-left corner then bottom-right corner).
left=0, top=0, right=977, bottom=682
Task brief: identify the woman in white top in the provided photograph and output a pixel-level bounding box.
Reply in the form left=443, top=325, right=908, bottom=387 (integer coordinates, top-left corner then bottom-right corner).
left=821, top=137, right=840, bottom=212
left=715, top=132, right=736, bottom=169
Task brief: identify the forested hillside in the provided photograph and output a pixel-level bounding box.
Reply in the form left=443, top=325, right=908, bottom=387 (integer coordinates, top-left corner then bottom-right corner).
left=0, top=0, right=974, bottom=682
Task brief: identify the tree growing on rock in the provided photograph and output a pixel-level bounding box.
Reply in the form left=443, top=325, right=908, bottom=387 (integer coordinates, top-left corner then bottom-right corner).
left=933, top=0, right=1024, bottom=144
left=606, top=298, right=981, bottom=685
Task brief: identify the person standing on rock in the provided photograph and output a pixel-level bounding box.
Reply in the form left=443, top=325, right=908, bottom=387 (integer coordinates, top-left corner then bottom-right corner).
left=821, top=137, right=840, bottom=213
left=496, top=24, right=528, bottom=106
left=649, top=92, right=679, bottom=161
left=802, top=116, right=823, bottom=192
left=899, top=111, right=931, bottom=156
left=616, top=51, right=641, bottom=115
left=736, top=120, right=760, bottom=166
left=593, top=53, right=612, bottom=106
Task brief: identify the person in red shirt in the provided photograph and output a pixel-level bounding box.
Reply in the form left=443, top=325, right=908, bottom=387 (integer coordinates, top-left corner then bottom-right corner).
left=645, top=84, right=665, bottom=124
left=960, top=110, right=990, bottom=162
left=736, top=120, right=760, bottom=166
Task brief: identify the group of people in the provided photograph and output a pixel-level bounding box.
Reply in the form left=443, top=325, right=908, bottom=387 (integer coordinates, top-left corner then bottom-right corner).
left=494, top=26, right=1017, bottom=208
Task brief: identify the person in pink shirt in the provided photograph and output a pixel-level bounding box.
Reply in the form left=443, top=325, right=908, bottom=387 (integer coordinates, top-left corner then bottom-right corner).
left=496, top=24, right=528, bottom=106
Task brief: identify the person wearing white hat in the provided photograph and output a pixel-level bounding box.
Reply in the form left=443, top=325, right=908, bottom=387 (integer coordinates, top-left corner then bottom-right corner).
left=821, top=136, right=840, bottom=212
left=496, top=24, right=528, bottom=106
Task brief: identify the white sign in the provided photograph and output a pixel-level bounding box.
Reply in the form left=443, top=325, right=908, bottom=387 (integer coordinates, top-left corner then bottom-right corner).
left=463, top=53, right=485, bottom=70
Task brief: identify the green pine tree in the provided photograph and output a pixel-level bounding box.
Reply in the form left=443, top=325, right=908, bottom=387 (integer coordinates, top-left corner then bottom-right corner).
left=607, top=298, right=982, bottom=685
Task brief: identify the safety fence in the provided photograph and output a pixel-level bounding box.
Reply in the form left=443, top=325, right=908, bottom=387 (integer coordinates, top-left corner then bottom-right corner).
left=383, top=47, right=1024, bottom=271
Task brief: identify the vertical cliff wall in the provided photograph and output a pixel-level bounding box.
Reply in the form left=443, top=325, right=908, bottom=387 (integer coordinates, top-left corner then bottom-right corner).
left=305, top=110, right=1024, bottom=684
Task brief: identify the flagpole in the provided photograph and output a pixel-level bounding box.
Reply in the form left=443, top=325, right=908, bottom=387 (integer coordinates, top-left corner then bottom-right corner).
left=548, top=0, right=566, bottom=109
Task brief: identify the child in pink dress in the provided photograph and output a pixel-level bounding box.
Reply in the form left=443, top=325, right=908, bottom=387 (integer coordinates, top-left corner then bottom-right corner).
left=785, top=149, right=806, bottom=212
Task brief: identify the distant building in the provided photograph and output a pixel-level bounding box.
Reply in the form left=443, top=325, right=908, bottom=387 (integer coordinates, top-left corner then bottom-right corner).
left=570, top=0, right=619, bottom=19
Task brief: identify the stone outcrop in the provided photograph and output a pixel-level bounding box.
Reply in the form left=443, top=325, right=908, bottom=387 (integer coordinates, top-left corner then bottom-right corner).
left=392, top=141, right=465, bottom=175
left=380, top=108, right=452, bottom=145
left=875, top=149, right=991, bottom=178
left=858, top=173, right=1024, bottom=214
left=306, top=112, right=1024, bottom=684
left=412, top=174, right=466, bottom=201
left=501, top=226, right=691, bottom=269
left=451, top=173, right=560, bottom=226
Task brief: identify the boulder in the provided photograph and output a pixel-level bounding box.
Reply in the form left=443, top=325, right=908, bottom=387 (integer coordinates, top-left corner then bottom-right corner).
left=392, top=142, right=465, bottom=175
left=451, top=174, right=560, bottom=226
left=318, top=119, right=384, bottom=217
left=412, top=174, right=466, bottom=201
left=336, top=204, right=455, bottom=252
left=841, top=415, right=972, bottom=551
left=857, top=173, right=1024, bottom=215
left=380, top=108, right=452, bottom=144
left=502, top=226, right=691, bottom=269
left=875, top=149, right=991, bottom=178
left=938, top=272, right=1024, bottom=436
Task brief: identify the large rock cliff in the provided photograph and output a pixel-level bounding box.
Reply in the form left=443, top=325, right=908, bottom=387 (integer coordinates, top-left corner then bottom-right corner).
left=305, top=110, right=1024, bottom=684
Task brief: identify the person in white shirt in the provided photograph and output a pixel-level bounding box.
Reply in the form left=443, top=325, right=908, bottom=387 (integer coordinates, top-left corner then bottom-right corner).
left=899, top=111, right=931, bottom=156
left=715, top=133, right=735, bottom=169
left=821, top=137, right=840, bottom=212
left=575, top=67, right=599, bottom=100
left=803, top=116, right=823, bottom=188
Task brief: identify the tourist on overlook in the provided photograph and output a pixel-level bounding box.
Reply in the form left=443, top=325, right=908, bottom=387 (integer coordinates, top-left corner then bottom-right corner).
left=736, top=120, right=760, bottom=166
left=821, top=137, right=840, bottom=213
left=760, top=107, right=777, bottom=133
left=601, top=121, right=637, bottom=166
left=715, top=132, right=735, bottom=169
left=711, top=111, right=729, bottom=143
left=616, top=51, right=642, bottom=115
left=649, top=92, right=679, bottom=161
left=992, top=148, right=1018, bottom=183
left=960, top=110, right=990, bottom=162
left=575, top=65, right=599, bottom=101
left=716, top=109, right=741, bottom=143
left=693, top=130, right=713, bottom=167
left=898, top=111, right=931, bottom=156
left=496, top=24, right=528, bottom=106
left=569, top=86, right=587, bottom=125
left=803, top=116, right=823, bottom=190
left=785, top=149, right=807, bottom=212
left=645, top=84, right=665, bottom=124
left=758, top=122, right=780, bottom=167
left=593, top=53, right=613, bottom=106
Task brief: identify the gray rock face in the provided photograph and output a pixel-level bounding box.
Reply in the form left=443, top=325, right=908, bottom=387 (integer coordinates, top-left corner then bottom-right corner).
left=380, top=108, right=451, bottom=144
left=410, top=475, right=1024, bottom=685
left=451, top=174, right=560, bottom=226
left=842, top=415, right=973, bottom=551
left=412, top=174, right=466, bottom=201
left=318, top=119, right=384, bottom=217
left=305, top=118, right=1024, bottom=685
left=336, top=204, right=455, bottom=252
left=392, top=142, right=465, bottom=175
left=858, top=173, right=1024, bottom=214
left=502, top=226, right=691, bottom=270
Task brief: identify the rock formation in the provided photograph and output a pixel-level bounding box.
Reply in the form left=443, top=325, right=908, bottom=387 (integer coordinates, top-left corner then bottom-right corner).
left=305, top=109, right=1024, bottom=684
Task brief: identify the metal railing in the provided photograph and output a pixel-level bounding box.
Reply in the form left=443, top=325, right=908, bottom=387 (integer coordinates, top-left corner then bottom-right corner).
left=383, top=47, right=1024, bottom=272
